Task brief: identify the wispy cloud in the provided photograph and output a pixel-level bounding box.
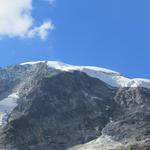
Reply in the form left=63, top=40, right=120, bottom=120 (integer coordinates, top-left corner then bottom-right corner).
left=44, top=0, right=55, bottom=5
left=27, top=21, right=54, bottom=40
left=0, top=0, right=54, bottom=40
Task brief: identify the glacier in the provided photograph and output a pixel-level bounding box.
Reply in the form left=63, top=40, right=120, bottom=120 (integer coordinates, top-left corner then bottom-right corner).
left=21, top=61, right=150, bottom=89
left=0, top=93, right=19, bottom=126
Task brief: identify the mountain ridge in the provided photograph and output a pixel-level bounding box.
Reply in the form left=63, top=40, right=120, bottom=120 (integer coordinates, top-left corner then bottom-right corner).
left=20, top=60, right=150, bottom=89
left=0, top=61, right=149, bottom=150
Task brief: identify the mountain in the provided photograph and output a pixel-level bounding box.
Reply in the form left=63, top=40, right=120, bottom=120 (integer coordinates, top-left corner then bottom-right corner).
left=0, top=61, right=149, bottom=150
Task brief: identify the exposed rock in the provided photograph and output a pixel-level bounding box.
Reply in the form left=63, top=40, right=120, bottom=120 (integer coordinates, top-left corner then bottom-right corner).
left=0, top=62, right=149, bottom=150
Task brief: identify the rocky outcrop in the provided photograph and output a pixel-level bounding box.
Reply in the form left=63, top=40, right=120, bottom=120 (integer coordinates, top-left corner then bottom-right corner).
left=2, top=71, right=116, bottom=149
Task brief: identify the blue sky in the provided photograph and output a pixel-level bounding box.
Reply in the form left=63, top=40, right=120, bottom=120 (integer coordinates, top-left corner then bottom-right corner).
left=0, top=0, right=150, bottom=78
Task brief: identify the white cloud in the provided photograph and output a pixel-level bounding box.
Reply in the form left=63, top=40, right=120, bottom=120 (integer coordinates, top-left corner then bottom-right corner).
left=27, top=21, right=54, bottom=40
left=0, top=0, right=54, bottom=40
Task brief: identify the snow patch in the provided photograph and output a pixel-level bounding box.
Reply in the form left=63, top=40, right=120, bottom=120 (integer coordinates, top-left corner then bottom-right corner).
left=0, top=93, right=19, bottom=126
left=69, top=135, right=122, bottom=150
left=21, top=61, right=46, bottom=66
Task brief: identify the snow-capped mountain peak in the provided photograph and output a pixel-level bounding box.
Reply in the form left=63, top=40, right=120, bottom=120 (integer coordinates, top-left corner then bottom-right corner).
left=21, top=61, right=119, bottom=74
left=21, top=61, right=150, bottom=89
left=0, top=60, right=150, bottom=149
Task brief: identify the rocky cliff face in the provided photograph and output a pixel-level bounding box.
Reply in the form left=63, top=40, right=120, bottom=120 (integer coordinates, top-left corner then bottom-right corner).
left=0, top=61, right=149, bottom=150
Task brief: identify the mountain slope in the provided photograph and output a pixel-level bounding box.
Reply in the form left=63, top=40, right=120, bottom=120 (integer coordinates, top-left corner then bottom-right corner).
left=0, top=61, right=149, bottom=150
